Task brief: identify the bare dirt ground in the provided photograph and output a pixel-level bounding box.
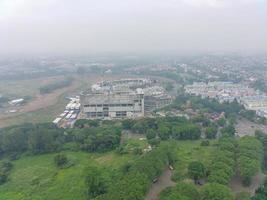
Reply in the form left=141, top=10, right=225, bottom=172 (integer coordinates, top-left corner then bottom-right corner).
left=121, top=130, right=145, bottom=144
left=235, top=118, right=267, bottom=137
left=0, top=78, right=81, bottom=119
left=230, top=172, right=266, bottom=196
left=145, top=168, right=175, bottom=200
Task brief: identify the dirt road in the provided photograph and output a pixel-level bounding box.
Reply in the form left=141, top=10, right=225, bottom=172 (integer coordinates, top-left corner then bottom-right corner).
left=235, top=118, right=267, bottom=137
left=145, top=168, right=175, bottom=200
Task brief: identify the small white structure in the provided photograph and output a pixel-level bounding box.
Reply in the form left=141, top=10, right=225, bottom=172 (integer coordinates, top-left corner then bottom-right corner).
left=53, top=118, right=62, bottom=124
left=60, top=113, right=67, bottom=117
left=65, top=113, right=72, bottom=119
left=9, top=98, right=24, bottom=105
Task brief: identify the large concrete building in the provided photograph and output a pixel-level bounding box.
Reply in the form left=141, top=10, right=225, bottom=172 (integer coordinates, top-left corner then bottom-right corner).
left=80, top=89, right=144, bottom=119
left=80, top=78, right=173, bottom=119
left=91, top=78, right=151, bottom=92
left=143, top=86, right=173, bottom=112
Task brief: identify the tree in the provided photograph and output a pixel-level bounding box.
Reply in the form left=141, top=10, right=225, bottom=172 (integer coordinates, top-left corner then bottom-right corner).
left=27, top=129, right=58, bottom=154
left=54, top=154, right=68, bottom=168
left=200, top=140, right=210, bottom=146
left=221, top=124, right=235, bottom=136
left=146, top=129, right=156, bottom=140
left=0, top=173, right=7, bottom=185
left=205, top=126, right=217, bottom=139
left=122, top=119, right=135, bottom=130
left=172, top=124, right=201, bottom=140
left=188, top=161, right=206, bottom=183
left=74, top=119, right=99, bottom=128
left=0, top=129, right=28, bottom=153
left=160, top=183, right=199, bottom=200
left=85, top=166, right=108, bottom=198
left=217, top=118, right=226, bottom=127
left=0, top=161, right=13, bottom=185
left=200, top=183, right=234, bottom=200
left=238, top=136, right=263, bottom=186
left=208, top=138, right=236, bottom=186
left=164, top=82, right=174, bottom=92
left=252, top=178, right=267, bottom=200
left=148, top=138, right=161, bottom=147
left=103, top=143, right=177, bottom=200
left=132, top=121, right=147, bottom=133
left=158, top=124, right=170, bottom=140
left=255, top=130, right=267, bottom=170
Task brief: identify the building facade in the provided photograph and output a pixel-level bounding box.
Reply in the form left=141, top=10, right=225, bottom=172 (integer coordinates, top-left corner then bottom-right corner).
left=80, top=90, right=144, bottom=119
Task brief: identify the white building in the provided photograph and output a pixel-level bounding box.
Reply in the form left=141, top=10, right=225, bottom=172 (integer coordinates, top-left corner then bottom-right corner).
left=9, top=98, right=24, bottom=105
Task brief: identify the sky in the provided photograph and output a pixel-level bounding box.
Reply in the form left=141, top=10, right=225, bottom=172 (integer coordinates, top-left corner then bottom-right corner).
left=0, top=0, right=267, bottom=55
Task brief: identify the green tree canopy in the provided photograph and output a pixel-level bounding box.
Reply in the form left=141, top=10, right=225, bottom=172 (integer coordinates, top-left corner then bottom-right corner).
left=188, top=161, right=206, bottom=183
left=200, top=183, right=234, bottom=200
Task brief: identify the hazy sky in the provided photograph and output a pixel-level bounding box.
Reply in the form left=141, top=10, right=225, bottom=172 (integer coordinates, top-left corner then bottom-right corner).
left=0, top=0, right=267, bottom=55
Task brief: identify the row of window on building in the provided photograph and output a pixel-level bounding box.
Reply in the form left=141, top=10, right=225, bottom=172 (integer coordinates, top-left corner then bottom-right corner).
left=84, top=103, right=136, bottom=108
left=86, top=111, right=127, bottom=117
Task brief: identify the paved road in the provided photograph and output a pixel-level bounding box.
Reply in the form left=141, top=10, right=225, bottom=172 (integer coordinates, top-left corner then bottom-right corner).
left=145, top=168, right=175, bottom=200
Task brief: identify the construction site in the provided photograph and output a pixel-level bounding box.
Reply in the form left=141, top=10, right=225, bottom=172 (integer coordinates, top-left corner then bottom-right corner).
left=53, top=78, right=173, bottom=126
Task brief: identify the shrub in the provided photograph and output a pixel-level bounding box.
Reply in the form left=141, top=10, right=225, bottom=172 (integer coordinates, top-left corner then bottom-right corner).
left=54, top=154, right=68, bottom=168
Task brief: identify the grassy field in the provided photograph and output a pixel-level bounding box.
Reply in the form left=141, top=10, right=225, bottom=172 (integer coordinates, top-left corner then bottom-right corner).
left=171, top=140, right=216, bottom=182
left=0, top=76, right=65, bottom=98
left=0, top=140, right=217, bottom=200
left=0, top=151, right=136, bottom=200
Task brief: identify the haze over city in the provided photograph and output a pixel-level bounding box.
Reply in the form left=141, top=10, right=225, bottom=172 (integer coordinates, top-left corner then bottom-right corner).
left=3, top=0, right=267, bottom=200
left=1, top=0, right=267, bottom=55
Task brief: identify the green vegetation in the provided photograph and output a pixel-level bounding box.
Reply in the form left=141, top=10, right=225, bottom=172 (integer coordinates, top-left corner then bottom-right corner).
left=122, top=117, right=201, bottom=142
left=255, top=130, right=267, bottom=172
left=0, top=161, right=13, bottom=185
left=0, top=112, right=265, bottom=200
left=252, top=178, right=267, bottom=200
left=221, top=124, right=236, bottom=136
left=188, top=161, right=206, bottom=183
left=251, top=80, right=267, bottom=94
left=100, top=143, right=177, bottom=200
left=208, top=137, right=236, bottom=185
left=205, top=124, right=218, bottom=139
left=171, top=140, right=216, bottom=182
left=54, top=154, right=69, bottom=168
left=0, top=123, right=121, bottom=155
left=85, top=165, right=108, bottom=198
left=200, top=183, right=235, bottom=200
left=238, top=136, right=263, bottom=186
left=160, top=183, right=199, bottom=200
left=0, top=151, right=136, bottom=200
left=39, top=77, right=73, bottom=94
left=160, top=182, right=234, bottom=200
left=164, top=93, right=243, bottom=116
left=74, top=119, right=100, bottom=128
left=253, top=131, right=267, bottom=200
left=163, top=82, right=174, bottom=92
left=117, top=139, right=147, bottom=155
